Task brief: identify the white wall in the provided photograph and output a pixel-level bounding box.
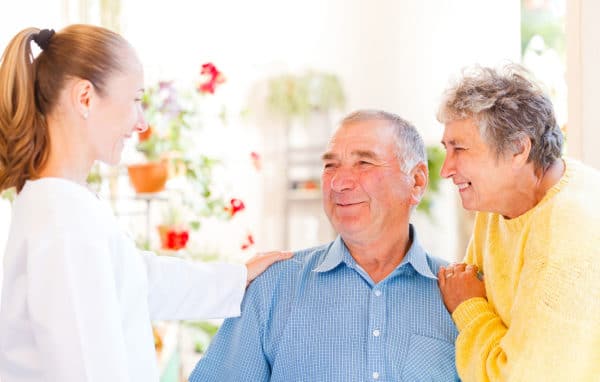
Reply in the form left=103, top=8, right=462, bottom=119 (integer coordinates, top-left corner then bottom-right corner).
left=4, top=0, right=522, bottom=264
left=120, top=0, right=520, bottom=261
left=122, top=0, right=520, bottom=144
left=0, top=1, right=521, bottom=265
left=567, top=0, right=600, bottom=170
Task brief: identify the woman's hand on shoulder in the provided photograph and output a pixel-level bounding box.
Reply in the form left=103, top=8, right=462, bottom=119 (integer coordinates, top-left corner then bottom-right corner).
left=245, top=251, right=294, bottom=286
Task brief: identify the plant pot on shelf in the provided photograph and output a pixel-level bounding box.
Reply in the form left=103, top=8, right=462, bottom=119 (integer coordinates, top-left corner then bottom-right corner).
left=127, top=160, right=168, bottom=193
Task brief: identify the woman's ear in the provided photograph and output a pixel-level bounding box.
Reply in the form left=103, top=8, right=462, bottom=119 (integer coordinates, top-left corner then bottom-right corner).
left=71, top=79, right=94, bottom=119
left=512, top=135, right=532, bottom=169
left=410, top=161, right=429, bottom=206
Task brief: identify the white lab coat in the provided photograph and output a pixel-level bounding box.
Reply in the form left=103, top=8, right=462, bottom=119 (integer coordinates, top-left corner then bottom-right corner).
left=0, top=178, right=246, bottom=382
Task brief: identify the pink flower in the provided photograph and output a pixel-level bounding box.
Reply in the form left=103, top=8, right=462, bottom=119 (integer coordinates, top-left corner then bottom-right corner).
left=250, top=151, right=261, bottom=171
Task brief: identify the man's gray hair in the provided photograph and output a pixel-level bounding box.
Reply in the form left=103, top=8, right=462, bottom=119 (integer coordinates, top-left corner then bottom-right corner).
left=340, top=110, right=427, bottom=173
left=437, top=64, right=563, bottom=171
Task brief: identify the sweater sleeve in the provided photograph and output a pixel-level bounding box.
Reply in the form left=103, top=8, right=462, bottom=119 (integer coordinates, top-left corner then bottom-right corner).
left=451, top=210, right=600, bottom=381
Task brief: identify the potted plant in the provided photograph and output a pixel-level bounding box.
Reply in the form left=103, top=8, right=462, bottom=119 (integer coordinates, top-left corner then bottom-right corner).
left=126, top=80, right=184, bottom=193
left=157, top=202, right=190, bottom=251
left=267, top=71, right=346, bottom=119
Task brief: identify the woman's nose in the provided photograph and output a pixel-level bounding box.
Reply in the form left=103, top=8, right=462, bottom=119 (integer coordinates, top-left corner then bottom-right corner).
left=134, top=114, right=148, bottom=133
left=440, top=153, right=455, bottom=179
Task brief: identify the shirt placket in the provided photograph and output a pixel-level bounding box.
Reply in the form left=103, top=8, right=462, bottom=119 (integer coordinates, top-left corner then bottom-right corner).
left=367, top=283, right=387, bottom=381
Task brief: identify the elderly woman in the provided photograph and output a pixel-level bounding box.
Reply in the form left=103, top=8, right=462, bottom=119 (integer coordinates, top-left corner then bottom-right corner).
left=436, top=64, right=600, bottom=381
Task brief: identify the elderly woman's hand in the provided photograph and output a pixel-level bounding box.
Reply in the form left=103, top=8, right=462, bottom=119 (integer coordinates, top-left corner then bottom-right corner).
left=437, top=263, right=486, bottom=313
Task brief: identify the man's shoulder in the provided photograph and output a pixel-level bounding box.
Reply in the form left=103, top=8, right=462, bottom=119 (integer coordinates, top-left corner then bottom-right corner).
left=250, top=242, right=333, bottom=287
left=424, top=253, right=449, bottom=275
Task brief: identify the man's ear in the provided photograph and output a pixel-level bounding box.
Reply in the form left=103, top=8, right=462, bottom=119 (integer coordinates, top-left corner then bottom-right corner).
left=410, top=161, right=428, bottom=206
left=511, top=135, right=532, bottom=169
left=71, top=79, right=94, bottom=119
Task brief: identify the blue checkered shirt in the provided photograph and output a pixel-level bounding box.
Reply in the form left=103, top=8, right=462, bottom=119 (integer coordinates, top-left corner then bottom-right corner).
left=190, top=226, right=459, bottom=381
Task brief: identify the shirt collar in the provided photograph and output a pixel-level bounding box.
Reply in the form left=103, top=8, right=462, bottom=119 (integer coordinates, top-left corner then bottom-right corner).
left=313, top=224, right=437, bottom=280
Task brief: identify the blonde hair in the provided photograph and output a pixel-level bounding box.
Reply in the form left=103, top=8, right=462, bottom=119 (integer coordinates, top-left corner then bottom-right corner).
left=0, top=24, right=130, bottom=192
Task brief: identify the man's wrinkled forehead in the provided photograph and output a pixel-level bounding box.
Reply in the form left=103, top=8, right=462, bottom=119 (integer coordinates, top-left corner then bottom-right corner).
left=321, top=149, right=380, bottom=162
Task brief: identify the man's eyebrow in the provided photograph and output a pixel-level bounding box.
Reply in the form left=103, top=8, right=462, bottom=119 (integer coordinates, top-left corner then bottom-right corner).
left=352, top=150, right=378, bottom=160
left=322, top=152, right=337, bottom=161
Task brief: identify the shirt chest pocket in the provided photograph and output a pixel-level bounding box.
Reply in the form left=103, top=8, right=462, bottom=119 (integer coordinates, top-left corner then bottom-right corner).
left=401, top=333, right=458, bottom=381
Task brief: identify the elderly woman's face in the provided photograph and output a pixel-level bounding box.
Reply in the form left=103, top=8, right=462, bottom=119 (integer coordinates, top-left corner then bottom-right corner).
left=440, top=118, right=517, bottom=215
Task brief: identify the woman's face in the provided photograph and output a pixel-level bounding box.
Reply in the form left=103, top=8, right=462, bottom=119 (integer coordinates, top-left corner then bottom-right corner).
left=87, top=53, right=147, bottom=166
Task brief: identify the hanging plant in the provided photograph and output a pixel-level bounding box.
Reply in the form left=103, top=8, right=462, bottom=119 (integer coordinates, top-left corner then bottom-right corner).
left=267, top=71, right=345, bottom=120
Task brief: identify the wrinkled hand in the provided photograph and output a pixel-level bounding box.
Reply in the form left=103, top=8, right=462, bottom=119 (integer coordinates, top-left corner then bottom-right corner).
left=437, top=263, right=486, bottom=314
left=245, top=251, right=294, bottom=286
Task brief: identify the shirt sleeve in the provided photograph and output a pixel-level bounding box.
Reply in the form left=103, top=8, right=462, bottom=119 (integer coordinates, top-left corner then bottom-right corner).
left=27, top=232, right=131, bottom=382
left=188, top=280, right=271, bottom=382
left=140, top=251, right=247, bottom=321
left=451, top=219, right=600, bottom=381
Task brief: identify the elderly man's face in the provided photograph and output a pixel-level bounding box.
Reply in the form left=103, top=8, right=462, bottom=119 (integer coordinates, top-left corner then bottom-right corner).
left=441, top=118, right=516, bottom=214
left=321, top=120, right=415, bottom=242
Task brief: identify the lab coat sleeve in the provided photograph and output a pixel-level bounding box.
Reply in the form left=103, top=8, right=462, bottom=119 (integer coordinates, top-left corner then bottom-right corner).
left=140, top=251, right=247, bottom=321
left=27, top=232, right=131, bottom=382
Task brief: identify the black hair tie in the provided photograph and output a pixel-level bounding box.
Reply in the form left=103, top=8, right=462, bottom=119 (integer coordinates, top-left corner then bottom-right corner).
left=33, top=29, right=55, bottom=51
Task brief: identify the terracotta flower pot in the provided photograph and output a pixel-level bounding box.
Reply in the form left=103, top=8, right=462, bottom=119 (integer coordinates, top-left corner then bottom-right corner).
left=127, top=161, right=168, bottom=193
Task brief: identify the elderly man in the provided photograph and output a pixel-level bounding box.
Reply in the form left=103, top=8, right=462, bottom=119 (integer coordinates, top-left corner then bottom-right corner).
left=190, top=110, right=459, bottom=381
left=437, top=64, right=600, bottom=381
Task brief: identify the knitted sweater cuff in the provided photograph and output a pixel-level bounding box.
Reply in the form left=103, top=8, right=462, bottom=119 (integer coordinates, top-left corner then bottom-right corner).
left=452, top=297, right=493, bottom=331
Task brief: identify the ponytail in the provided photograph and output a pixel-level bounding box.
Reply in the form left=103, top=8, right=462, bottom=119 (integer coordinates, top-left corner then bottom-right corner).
left=0, top=28, right=50, bottom=192
left=0, top=24, right=128, bottom=193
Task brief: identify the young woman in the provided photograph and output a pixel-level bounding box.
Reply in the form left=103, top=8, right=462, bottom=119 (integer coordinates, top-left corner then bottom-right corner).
left=0, top=25, right=291, bottom=381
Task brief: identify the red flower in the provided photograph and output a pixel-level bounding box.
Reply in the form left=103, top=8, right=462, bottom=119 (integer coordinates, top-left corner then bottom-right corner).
left=198, top=62, right=226, bottom=94
left=181, top=231, right=189, bottom=243
left=226, top=198, right=245, bottom=217
left=166, top=231, right=178, bottom=249
left=163, top=228, right=190, bottom=250
left=200, top=63, right=219, bottom=77
left=241, top=233, right=255, bottom=250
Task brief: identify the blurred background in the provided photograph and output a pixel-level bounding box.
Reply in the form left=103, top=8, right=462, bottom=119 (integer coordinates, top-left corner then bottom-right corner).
left=1, top=0, right=599, bottom=380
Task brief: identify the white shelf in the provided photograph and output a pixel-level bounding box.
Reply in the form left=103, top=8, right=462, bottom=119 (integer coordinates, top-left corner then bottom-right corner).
left=287, top=189, right=322, bottom=201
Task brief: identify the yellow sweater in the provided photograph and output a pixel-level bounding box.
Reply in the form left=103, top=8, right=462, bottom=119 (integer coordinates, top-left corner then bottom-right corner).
left=452, top=158, right=600, bottom=382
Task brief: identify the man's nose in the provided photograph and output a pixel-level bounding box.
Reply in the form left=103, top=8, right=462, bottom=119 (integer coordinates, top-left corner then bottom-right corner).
left=330, top=167, right=356, bottom=192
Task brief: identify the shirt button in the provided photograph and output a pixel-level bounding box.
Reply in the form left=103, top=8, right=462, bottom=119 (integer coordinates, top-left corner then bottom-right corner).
left=372, top=371, right=380, bottom=379
left=374, top=290, right=382, bottom=296
left=372, top=329, right=381, bottom=337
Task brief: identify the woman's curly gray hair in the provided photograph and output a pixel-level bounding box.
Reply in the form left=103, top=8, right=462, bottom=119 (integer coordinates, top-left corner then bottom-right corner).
left=437, top=64, right=563, bottom=171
